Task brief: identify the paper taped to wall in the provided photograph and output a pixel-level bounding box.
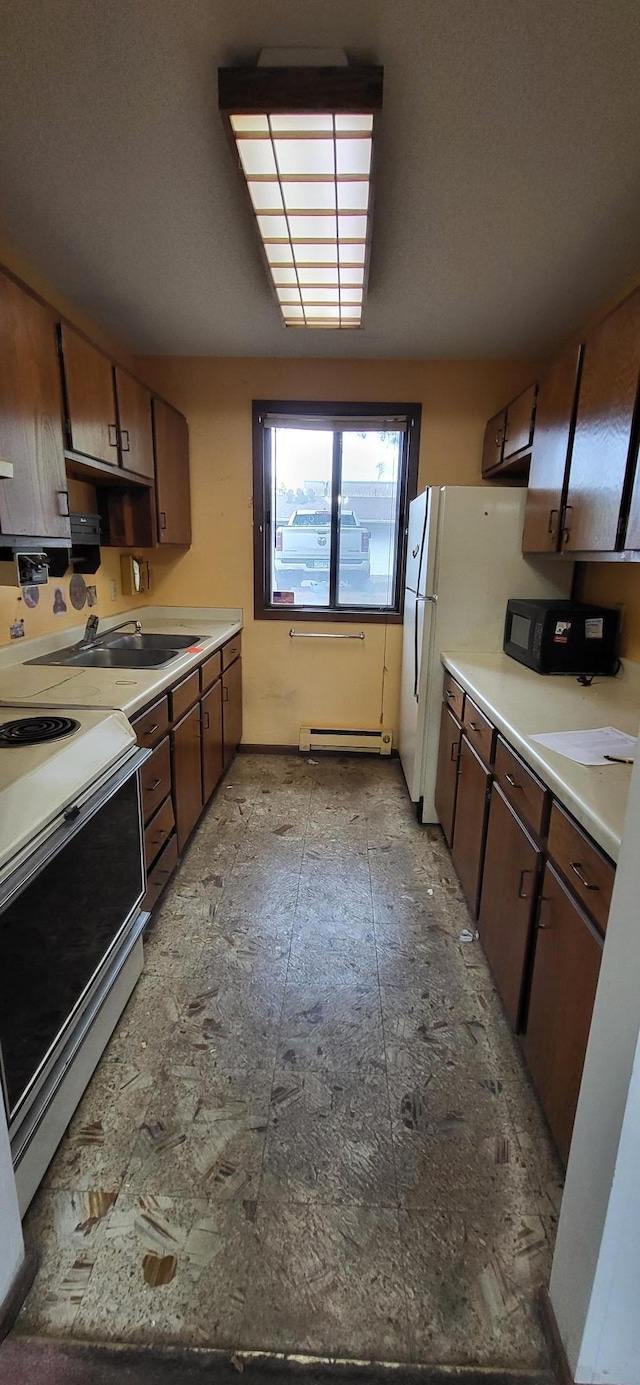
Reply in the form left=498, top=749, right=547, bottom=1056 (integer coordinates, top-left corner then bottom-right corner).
left=530, top=726, right=637, bottom=766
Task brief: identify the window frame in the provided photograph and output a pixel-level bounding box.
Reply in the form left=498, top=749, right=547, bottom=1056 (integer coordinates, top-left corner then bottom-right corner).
left=252, top=399, right=421, bottom=623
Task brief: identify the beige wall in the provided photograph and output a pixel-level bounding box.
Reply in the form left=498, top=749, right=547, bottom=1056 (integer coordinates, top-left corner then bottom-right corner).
left=135, top=356, right=534, bottom=746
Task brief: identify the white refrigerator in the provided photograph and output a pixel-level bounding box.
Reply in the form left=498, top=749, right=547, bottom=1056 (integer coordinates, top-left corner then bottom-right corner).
left=398, top=487, right=573, bottom=822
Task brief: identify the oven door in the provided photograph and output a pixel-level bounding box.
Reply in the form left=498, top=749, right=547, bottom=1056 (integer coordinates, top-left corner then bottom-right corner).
left=0, top=748, right=148, bottom=1133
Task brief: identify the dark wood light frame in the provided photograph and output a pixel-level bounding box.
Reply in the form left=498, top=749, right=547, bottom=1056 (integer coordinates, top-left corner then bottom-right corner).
left=252, top=400, right=422, bottom=623
left=217, top=65, right=384, bottom=327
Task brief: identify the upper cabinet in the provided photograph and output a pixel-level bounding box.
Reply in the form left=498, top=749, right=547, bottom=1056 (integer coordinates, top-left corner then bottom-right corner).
left=0, top=272, right=71, bottom=539
left=523, top=286, right=640, bottom=558
left=114, top=368, right=154, bottom=481
left=522, top=343, right=583, bottom=553
left=59, top=324, right=119, bottom=468
left=153, top=398, right=192, bottom=545
left=562, top=287, right=640, bottom=553
left=482, top=384, right=537, bottom=479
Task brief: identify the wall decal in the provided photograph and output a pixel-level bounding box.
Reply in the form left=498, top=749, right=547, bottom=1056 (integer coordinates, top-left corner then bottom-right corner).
left=69, top=574, right=88, bottom=610
left=9, top=619, right=25, bottom=640
left=52, top=587, right=67, bottom=615
left=22, top=585, right=40, bottom=609
left=86, top=585, right=98, bottom=607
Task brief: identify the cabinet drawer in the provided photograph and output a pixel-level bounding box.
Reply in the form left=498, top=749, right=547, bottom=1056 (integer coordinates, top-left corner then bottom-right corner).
left=462, top=697, right=495, bottom=768
left=132, top=694, right=170, bottom=750
left=222, top=633, right=242, bottom=672
left=442, top=672, right=465, bottom=723
left=140, top=736, right=171, bottom=824
left=494, top=737, right=548, bottom=839
left=144, top=794, right=175, bottom=869
left=547, top=803, right=615, bottom=935
left=200, top=649, right=222, bottom=693
left=144, top=833, right=178, bottom=913
left=170, top=669, right=200, bottom=723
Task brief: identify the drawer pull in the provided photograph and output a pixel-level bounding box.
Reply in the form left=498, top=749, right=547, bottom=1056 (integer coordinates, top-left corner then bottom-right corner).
left=517, top=868, right=533, bottom=900
left=145, top=723, right=159, bottom=736
left=570, top=861, right=598, bottom=891
left=148, top=776, right=162, bottom=792
left=468, top=721, right=481, bottom=733
left=450, top=741, right=459, bottom=762
left=445, top=689, right=456, bottom=699
left=504, top=772, right=521, bottom=789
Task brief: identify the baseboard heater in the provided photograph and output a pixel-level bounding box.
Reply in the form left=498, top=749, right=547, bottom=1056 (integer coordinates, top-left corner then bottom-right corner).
left=299, top=726, right=392, bottom=756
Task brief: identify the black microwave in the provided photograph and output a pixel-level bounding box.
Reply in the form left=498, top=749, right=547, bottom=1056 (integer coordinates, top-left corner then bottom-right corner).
left=504, top=599, right=619, bottom=675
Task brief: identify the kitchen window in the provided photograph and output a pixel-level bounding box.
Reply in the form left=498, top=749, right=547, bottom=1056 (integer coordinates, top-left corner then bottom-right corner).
left=252, top=401, right=421, bottom=621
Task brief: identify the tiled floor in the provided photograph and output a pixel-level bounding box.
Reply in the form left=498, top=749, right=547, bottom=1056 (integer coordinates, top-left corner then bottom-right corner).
left=17, top=755, right=563, bottom=1366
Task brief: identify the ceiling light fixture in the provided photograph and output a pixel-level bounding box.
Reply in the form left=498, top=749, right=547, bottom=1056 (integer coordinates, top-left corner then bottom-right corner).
left=218, top=58, right=383, bottom=329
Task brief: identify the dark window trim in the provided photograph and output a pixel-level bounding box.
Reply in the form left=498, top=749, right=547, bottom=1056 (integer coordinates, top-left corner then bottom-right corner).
left=252, top=400, right=421, bottom=623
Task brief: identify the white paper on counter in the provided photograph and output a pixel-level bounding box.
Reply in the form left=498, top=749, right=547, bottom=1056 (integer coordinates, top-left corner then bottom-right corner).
left=529, top=726, right=637, bottom=766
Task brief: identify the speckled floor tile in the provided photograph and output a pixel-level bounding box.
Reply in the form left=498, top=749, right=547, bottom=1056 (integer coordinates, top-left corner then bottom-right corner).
left=262, top=1066, right=397, bottom=1206
left=20, top=753, right=560, bottom=1367
left=71, top=1194, right=258, bottom=1348
left=239, top=1201, right=409, bottom=1359
left=277, top=982, right=385, bottom=1074
left=122, top=1059, right=271, bottom=1200
left=400, top=1205, right=551, bottom=1366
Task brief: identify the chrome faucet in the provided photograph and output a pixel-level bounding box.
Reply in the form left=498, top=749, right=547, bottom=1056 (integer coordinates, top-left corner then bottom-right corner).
left=78, top=616, right=142, bottom=650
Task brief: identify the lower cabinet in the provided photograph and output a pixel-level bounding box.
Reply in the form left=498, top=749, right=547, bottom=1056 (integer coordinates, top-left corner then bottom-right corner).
left=202, top=677, right=224, bottom=802
left=521, top=863, right=603, bottom=1165
left=478, top=785, right=542, bottom=1028
left=451, top=735, right=491, bottom=916
left=173, top=701, right=204, bottom=852
left=222, top=656, right=243, bottom=767
left=434, top=702, right=461, bottom=847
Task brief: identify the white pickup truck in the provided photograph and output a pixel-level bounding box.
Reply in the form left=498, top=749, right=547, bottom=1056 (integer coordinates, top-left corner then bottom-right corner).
left=274, top=508, right=370, bottom=590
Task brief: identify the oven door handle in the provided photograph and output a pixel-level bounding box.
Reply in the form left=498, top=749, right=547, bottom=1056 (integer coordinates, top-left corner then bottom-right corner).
left=0, top=747, right=151, bottom=911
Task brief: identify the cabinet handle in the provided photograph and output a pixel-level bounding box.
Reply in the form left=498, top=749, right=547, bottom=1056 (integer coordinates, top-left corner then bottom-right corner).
left=548, top=507, right=558, bottom=538
left=108, top=423, right=119, bottom=447
left=145, top=723, right=159, bottom=736
left=517, top=868, right=533, bottom=899
left=504, top=771, right=521, bottom=789
left=147, top=776, right=162, bottom=792
left=222, top=686, right=229, bottom=703
left=570, top=861, right=598, bottom=891
left=160, top=511, right=167, bottom=530
left=561, top=504, right=573, bottom=545
left=450, top=740, right=459, bottom=762
left=445, top=690, right=456, bottom=700
left=121, top=428, right=130, bottom=452
left=57, top=489, right=70, bottom=517
left=468, top=721, right=481, bottom=733
left=203, top=710, right=210, bottom=730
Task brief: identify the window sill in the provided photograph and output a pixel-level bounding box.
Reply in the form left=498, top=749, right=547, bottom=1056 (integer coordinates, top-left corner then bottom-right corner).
left=256, top=606, right=403, bottom=624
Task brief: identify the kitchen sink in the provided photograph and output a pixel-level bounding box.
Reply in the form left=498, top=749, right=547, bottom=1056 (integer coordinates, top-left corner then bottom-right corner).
left=103, top=633, right=201, bottom=651
left=25, top=632, right=202, bottom=670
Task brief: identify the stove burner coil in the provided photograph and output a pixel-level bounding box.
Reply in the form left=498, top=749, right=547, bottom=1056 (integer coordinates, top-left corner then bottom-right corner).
left=0, top=716, right=80, bottom=746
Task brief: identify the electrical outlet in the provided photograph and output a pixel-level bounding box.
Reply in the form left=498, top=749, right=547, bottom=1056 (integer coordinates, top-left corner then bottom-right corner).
left=109, top=580, right=117, bottom=601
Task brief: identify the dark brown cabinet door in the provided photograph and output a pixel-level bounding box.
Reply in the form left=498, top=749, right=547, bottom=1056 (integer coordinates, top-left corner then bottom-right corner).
left=503, top=383, right=537, bottom=460
left=481, top=410, right=506, bottom=476
left=522, top=344, right=582, bottom=553
left=59, top=324, right=118, bottom=466
left=563, top=287, right=640, bottom=553
left=522, top=863, right=603, bottom=1165
left=172, top=702, right=203, bottom=851
left=202, top=679, right=224, bottom=802
left=222, top=657, right=243, bottom=768
left=0, top=274, right=70, bottom=538
left=451, top=735, right=491, bottom=916
left=478, top=785, right=541, bottom=1029
left=434, top=702, right=461, bottom=847
left=153, top=397, right=191, bottom=545
left=115, top=368, right=154, bottom=480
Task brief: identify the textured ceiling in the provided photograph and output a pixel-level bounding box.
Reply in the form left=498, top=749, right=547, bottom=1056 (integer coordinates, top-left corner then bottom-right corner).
left=1, top=0, right=640, bottom=358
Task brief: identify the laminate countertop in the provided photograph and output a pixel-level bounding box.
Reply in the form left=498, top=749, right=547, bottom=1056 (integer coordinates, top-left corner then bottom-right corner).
left=441, top=651, right=640, bottom=862
left=0, top=606, right=243, bottom=720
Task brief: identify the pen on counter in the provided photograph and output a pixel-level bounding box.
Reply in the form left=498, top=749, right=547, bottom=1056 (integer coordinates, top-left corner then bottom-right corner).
left=603, top=754, right=635, bottom=764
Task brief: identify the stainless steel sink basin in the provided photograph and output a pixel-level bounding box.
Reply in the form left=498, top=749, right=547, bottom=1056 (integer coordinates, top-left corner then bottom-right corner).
left=25, top=631, right=204, bottom=670
left=27, top=647, right=178, bottom=669
left=103, top=633, right=201, bottom=651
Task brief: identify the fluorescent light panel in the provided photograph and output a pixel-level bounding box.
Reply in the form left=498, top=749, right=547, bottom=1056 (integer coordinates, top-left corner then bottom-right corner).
left=229, top=112, right=373, bottom=328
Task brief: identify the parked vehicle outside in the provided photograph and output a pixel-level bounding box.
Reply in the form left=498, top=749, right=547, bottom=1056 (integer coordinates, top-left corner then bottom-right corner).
left=274, top=508, right=371, bottom=590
